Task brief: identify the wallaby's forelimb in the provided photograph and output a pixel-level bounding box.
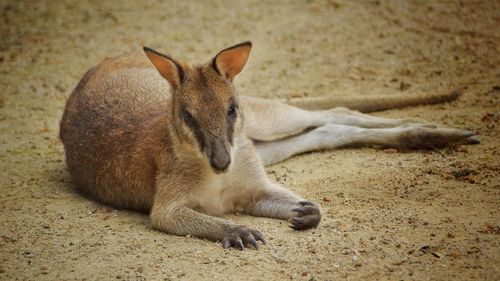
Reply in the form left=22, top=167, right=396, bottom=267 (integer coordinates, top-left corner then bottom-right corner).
left=151, top=203, right=236, bottom=241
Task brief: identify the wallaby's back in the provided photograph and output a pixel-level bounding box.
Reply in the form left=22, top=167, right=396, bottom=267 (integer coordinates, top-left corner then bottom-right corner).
left=60, top=54, right=172, bottom=211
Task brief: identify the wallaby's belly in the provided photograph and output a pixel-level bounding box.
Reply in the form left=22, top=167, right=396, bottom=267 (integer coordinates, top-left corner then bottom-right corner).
left=60, top=55, right=171, bottom=211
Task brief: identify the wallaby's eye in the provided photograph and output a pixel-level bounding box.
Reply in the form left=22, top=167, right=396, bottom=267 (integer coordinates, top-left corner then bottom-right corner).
left=228, top=104, right=237, bottom=118
left=182, top=109, right=195, bottom=123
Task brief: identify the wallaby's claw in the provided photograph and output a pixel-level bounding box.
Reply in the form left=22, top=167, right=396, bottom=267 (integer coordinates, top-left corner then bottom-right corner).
left=289, top=201, right=321, bottom=230
left=458, top=131, right=480, bottom=145
left=250, top=238, right=259, bottom=250
left=222, top=239, right=231, bottom=249
left=222, top=226, right=265, bottom=250
left=236, top=238, right=244, bottom=251
left=466, top=135, right=480, bottom=144
left=251, top=230, right=266, bottom=245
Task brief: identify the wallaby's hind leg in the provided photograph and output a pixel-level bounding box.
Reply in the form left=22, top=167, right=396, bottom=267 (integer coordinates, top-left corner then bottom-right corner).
left=255, top=124, right=479, bottom=166
left=241, top=96, right=430, bottom=142
left=241, top=96, right=321, bottom=141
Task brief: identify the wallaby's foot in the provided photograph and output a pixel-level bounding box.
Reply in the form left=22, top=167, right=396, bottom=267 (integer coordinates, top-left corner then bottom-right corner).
left=400, top=125, right=480, bottom=149
left=222, top=226, right=265, bottom=250
left=289, top=201, right=321, bottom=230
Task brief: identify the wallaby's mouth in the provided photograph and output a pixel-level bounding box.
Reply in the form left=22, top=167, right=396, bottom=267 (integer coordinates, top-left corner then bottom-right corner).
left=211, top=163, right=230, bottom=174
left=210, top=157, right=231, bottom=174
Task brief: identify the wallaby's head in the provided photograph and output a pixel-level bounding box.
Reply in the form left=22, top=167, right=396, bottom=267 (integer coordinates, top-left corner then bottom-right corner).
left=143, top=42, right=252, bottom=174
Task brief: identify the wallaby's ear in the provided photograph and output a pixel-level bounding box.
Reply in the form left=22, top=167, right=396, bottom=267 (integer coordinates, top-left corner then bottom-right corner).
left=212, top=41, right=252, bottom=81
left=143, top=47, right=184, bottom=89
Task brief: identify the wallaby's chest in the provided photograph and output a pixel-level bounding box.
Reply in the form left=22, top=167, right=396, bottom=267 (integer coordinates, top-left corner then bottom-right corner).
left=187, top=175, right=228, bottom=215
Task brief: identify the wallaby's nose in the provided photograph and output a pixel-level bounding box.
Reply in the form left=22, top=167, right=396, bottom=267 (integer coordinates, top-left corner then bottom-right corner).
left=209, top=143, right=231, bottom=173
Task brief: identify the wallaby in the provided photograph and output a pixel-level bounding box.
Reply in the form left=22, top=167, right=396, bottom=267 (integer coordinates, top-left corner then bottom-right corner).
left=59, top=41, right=479, bottom=250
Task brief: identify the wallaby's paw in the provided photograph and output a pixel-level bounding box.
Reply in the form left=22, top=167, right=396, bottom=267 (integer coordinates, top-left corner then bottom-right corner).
left=222, top=226, right=265, bottom=251
left=401, top=126, right=480, bottom=149
left=289, top=201, right=321, bottom=230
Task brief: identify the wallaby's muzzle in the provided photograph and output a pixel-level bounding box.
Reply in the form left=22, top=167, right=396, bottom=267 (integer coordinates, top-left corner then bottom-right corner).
left=208, top=141, right=231, bottom=173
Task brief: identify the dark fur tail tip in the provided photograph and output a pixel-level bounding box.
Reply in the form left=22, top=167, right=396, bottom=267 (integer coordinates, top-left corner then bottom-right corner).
left=451, top=89, right=465, bottom=99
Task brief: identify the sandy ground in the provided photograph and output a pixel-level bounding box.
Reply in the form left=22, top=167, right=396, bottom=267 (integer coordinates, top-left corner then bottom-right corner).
left=1, top=0, right=499, bottom=280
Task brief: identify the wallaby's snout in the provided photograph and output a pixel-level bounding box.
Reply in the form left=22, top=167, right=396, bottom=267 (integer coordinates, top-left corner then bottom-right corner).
left=208, top=140, right=232, bottom=173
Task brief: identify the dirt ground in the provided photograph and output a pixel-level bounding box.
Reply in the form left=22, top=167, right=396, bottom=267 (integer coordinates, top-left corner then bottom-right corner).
left=1, top=0, right=499, bottom=280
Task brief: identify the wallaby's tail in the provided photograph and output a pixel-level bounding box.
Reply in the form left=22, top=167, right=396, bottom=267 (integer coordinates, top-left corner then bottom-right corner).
left=283, top=89, right=463, bottom=113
